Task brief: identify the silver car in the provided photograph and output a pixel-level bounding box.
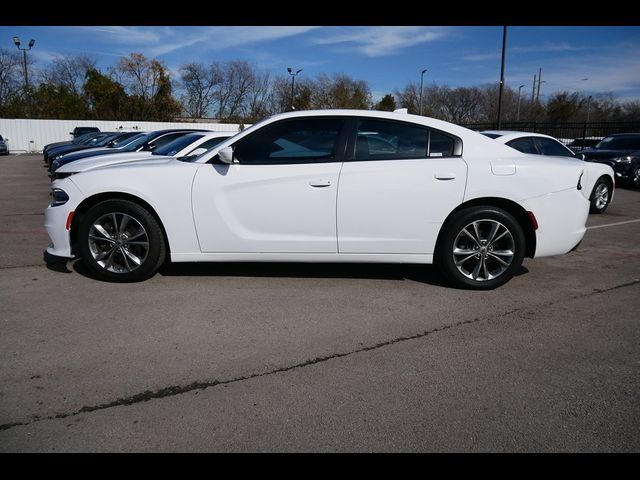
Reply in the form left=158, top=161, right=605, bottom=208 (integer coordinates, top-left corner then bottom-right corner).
left=0, top=135, right=9, bottom=155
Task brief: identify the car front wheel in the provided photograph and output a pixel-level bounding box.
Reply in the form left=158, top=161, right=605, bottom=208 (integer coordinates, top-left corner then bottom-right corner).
left=78, top=199, right=166, bottom=282
left=436, top=207, right=526, bottom=290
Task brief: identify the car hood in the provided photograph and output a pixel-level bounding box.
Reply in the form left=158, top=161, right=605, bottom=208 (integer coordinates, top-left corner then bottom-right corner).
left=57, top=151, right=155, bottom=173
left=56, top=147, right=131, bottom=166
left=581, top=148, right=640, bottom=160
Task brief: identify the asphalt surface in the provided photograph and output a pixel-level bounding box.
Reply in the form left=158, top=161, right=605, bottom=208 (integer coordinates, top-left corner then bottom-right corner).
left=0, top=153, right=639, bottom=452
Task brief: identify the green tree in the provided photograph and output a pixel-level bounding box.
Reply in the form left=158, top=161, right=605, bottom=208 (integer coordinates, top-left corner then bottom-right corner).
left=376, top=94, right=396, bottom=111
left=83, top=68, right=128, bottom=120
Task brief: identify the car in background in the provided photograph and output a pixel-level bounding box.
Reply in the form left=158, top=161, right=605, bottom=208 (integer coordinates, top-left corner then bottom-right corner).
left=579, top=133, right=640, bottom=188
left=45, top=109, right=592, bottom=289
left=70, top=126, right=100, bottom=138
left=45, top=132, right=130, bottom=167
left=566, top=137, right=602, bottom=152
left=49, top=129, right=211, bottom=172
left=0, top=134, right=8, bottom=155
left=52, top=131, right=234, bottom=179
left=43, top=131, right=103, bottom=158
left=481, top=130, right=615, bottom=214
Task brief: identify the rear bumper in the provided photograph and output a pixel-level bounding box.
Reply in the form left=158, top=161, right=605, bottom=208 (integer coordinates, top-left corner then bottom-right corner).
left=520, top=188, right=590, bottom=258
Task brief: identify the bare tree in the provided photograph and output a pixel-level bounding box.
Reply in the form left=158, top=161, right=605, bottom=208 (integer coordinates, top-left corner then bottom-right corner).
left=40, top=54, right=96, bottom=95
left=0, top=48, right=23, bottom=109
left=179, top=62, right=220, bottom=118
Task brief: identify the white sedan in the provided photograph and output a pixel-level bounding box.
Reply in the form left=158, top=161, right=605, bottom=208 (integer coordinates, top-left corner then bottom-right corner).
left=45, top=109, right=591, bottom=289
left=53, top=131, right=234, bottom=180
left=482, top=130, right=615, bottom=214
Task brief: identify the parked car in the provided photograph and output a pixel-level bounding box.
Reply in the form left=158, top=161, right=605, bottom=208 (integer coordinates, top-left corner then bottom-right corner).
left=0, top=134, right=8, bottom=155
left=579, top=133, right=640, bottom=188
left=481, top=131, right=615, bottom=214
left=44, top=132, right=126, bottom=167
left=566, top=137, right=602, bottom=152
left=43, top=131, right=103, bottom=159
left=49, top=129, right=211, bottom=172
left=45, top=110, right=591, bottom=289
left=70, top=126, right=100, bottom=138
left=52, top=131, right=234, bottom=179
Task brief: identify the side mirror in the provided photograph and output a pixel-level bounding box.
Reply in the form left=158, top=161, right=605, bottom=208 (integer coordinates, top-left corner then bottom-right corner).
left=217, top=146, right=234, bottom=164
left=574, top=153, right=585, bottom=160
left=189, top=147, right=208, bottom=157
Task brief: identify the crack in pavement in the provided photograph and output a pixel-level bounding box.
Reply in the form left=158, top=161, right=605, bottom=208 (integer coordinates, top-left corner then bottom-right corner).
left=1, top=277, right=639, bottom=432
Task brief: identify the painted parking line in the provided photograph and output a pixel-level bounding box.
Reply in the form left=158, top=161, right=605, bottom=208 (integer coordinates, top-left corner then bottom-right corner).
left=587, top=218, right=640, bottom=230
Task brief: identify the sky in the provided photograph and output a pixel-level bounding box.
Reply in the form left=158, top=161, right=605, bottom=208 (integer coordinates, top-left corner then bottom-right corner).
left=2, top=26, right=640, bottom=102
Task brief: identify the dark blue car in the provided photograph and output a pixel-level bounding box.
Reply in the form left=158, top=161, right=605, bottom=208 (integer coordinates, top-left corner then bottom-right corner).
left=580, top=133, right=640, bottom=188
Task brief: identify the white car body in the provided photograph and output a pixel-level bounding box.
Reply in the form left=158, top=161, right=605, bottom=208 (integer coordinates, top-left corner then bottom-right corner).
left=55, top=131, right=233, bottom=176
left=45, top=110, right=590, bottom=282
left=483, top=130, right=615, bottom=205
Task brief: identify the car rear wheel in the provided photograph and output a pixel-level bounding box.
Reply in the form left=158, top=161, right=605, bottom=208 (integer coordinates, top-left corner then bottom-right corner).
left=435, top=207, right=525, bottom=290
left=631, top=165, right=640, bottom=189
left=78, top=199, right=166, bottom=282
left=589, top=178, right=612, bottom=214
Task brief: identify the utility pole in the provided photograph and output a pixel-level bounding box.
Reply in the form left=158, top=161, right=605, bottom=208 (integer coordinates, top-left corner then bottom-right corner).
left=535, top=67, right=542, bottom=103
left=531, top=74, right=537, bottom=103
left=419, top=68, right=427, bottom=116
left=516, top=84, right=525, bottom=121
left=496, top=26, right=508, bottom=130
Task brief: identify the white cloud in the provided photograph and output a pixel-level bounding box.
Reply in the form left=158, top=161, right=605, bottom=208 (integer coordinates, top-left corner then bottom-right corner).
left=311, top=26, right=448, bottom=57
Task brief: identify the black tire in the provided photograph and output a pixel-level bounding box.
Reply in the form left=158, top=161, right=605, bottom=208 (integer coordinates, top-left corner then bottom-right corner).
left=589, top=177, right=612, bottom=214
left=631, top=165, right=640, bottom=189
left=435, top=206, right=526, bottom=290
left=78, top=199, right=166, bottom=282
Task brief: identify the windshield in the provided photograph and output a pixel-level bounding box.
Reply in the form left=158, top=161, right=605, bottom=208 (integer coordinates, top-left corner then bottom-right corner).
left=153, top=133, right=204, bottom=156
left=94, top=134, right=122, bottom=147
left=72, top=132, right=98, bottom=144
left=595, top=136, right=640, bottom=150
left=111, top=132, right=145, bottom=148
left=121, top=133, right=153, bottom=152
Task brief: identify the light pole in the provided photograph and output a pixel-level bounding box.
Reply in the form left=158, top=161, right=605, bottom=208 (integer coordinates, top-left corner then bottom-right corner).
left=13, top=36, right=35, bottom=92
left=418, top=68, right=427, bottom=116
left=516, top=84, right=525, bottom=121
left=287, top=67, right=302, bottom=111
left=496, top=26, right=508, bottom=130
left=582, top=95, right=593, bottom=150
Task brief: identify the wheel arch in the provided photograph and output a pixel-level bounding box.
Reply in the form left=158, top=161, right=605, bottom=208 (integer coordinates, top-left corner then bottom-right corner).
left=69, top=192, right=171, bottom=257
left=435, top=197, right=537, bottom=259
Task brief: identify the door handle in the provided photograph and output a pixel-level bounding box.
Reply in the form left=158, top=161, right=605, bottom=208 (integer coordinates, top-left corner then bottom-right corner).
left=434, top=172, right=456, bottom=180
left=309, top=179, right=332, bottom=188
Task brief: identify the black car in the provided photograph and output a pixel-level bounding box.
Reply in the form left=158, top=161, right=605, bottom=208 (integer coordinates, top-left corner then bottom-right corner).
left=43, top=131, right=103, bottom=158
left=70, top=126, right=100, bottom=138
left=0, top=134, right=8, bottom=155
left=45, top=132, right=139, bottom=168
left=580, top=133, right=640, bottom=188
left=50, top=129, right=210, bottom=171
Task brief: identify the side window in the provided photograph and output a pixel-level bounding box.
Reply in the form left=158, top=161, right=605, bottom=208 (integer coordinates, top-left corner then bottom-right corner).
left=234, top=118, right=344, bottom=164
left=429, top=130, right=455, bottom=157
left=506, top=137, right=538, bottom=154
left=193, top=136, right=229, bottom=152
left=535, top=138, right=574, bottom=157
left=356, top=119, right=427, bottom=161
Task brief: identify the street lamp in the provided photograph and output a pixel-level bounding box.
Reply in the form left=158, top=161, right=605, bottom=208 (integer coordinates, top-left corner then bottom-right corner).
left=287, top=67, right=303, bottom=111
left=13, top=36, right=36, bottom=92
left=496, top=26, right=508, bottom=130
left=516, top=84, right=525, bottom=121
left=418, top=68, right=427, bottom=116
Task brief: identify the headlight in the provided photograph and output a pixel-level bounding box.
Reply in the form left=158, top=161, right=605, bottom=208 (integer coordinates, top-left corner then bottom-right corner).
left=50, top=188, right=69, bottom=207
left=51, top=160, right=60, bottom=169
left=613, top=156, right=632, bottom=164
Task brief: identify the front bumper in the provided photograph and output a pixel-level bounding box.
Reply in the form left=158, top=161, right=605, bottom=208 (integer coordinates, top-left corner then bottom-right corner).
left=44, top=179, right=83, bottom=258
left=520, top=187, right=590, bottom=258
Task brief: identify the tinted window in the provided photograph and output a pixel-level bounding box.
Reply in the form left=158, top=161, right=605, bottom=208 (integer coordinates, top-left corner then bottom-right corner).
left=193, top=136, right=229, bottom=151
left=110, top=132, right=143, bottom=147
left=154, top=133, right=205, bottom=156
left=596, top=136, right=640, bottom=150
left=234, top=118, right=343, bottom=164
left=506, top=137, right=538, bottom=154
left=429, top=130, right=455, bottom=157
left=356, top=119, right=428, bottom=161
left=535, top=137, right=573, bottom=157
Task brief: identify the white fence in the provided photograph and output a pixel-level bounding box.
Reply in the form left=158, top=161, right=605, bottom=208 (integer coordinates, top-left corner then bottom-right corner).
left=0, top=118, right=244, bottom=153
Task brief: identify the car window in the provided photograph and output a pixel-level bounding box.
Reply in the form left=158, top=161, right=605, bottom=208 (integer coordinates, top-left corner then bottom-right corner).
left=596, top=136, right=640, bottom=150
left=506, top=137, right=538, bottom=154
left=356, top=119, right=428, bottom=161
left=430, top=130, right=455, bottom=157
left=234, top=118, right=344, bottom=164
left=154, top=133, right=205, bottom=156
left=149, top=132, right=190, bottom=150
left=191, top=136, right=229, bottom=152
left=535, top=137, right=573, bottom=157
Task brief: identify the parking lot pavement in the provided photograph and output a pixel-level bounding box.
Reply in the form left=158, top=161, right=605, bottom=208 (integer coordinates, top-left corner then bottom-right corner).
left=0, top=154, right=639, bottom=452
